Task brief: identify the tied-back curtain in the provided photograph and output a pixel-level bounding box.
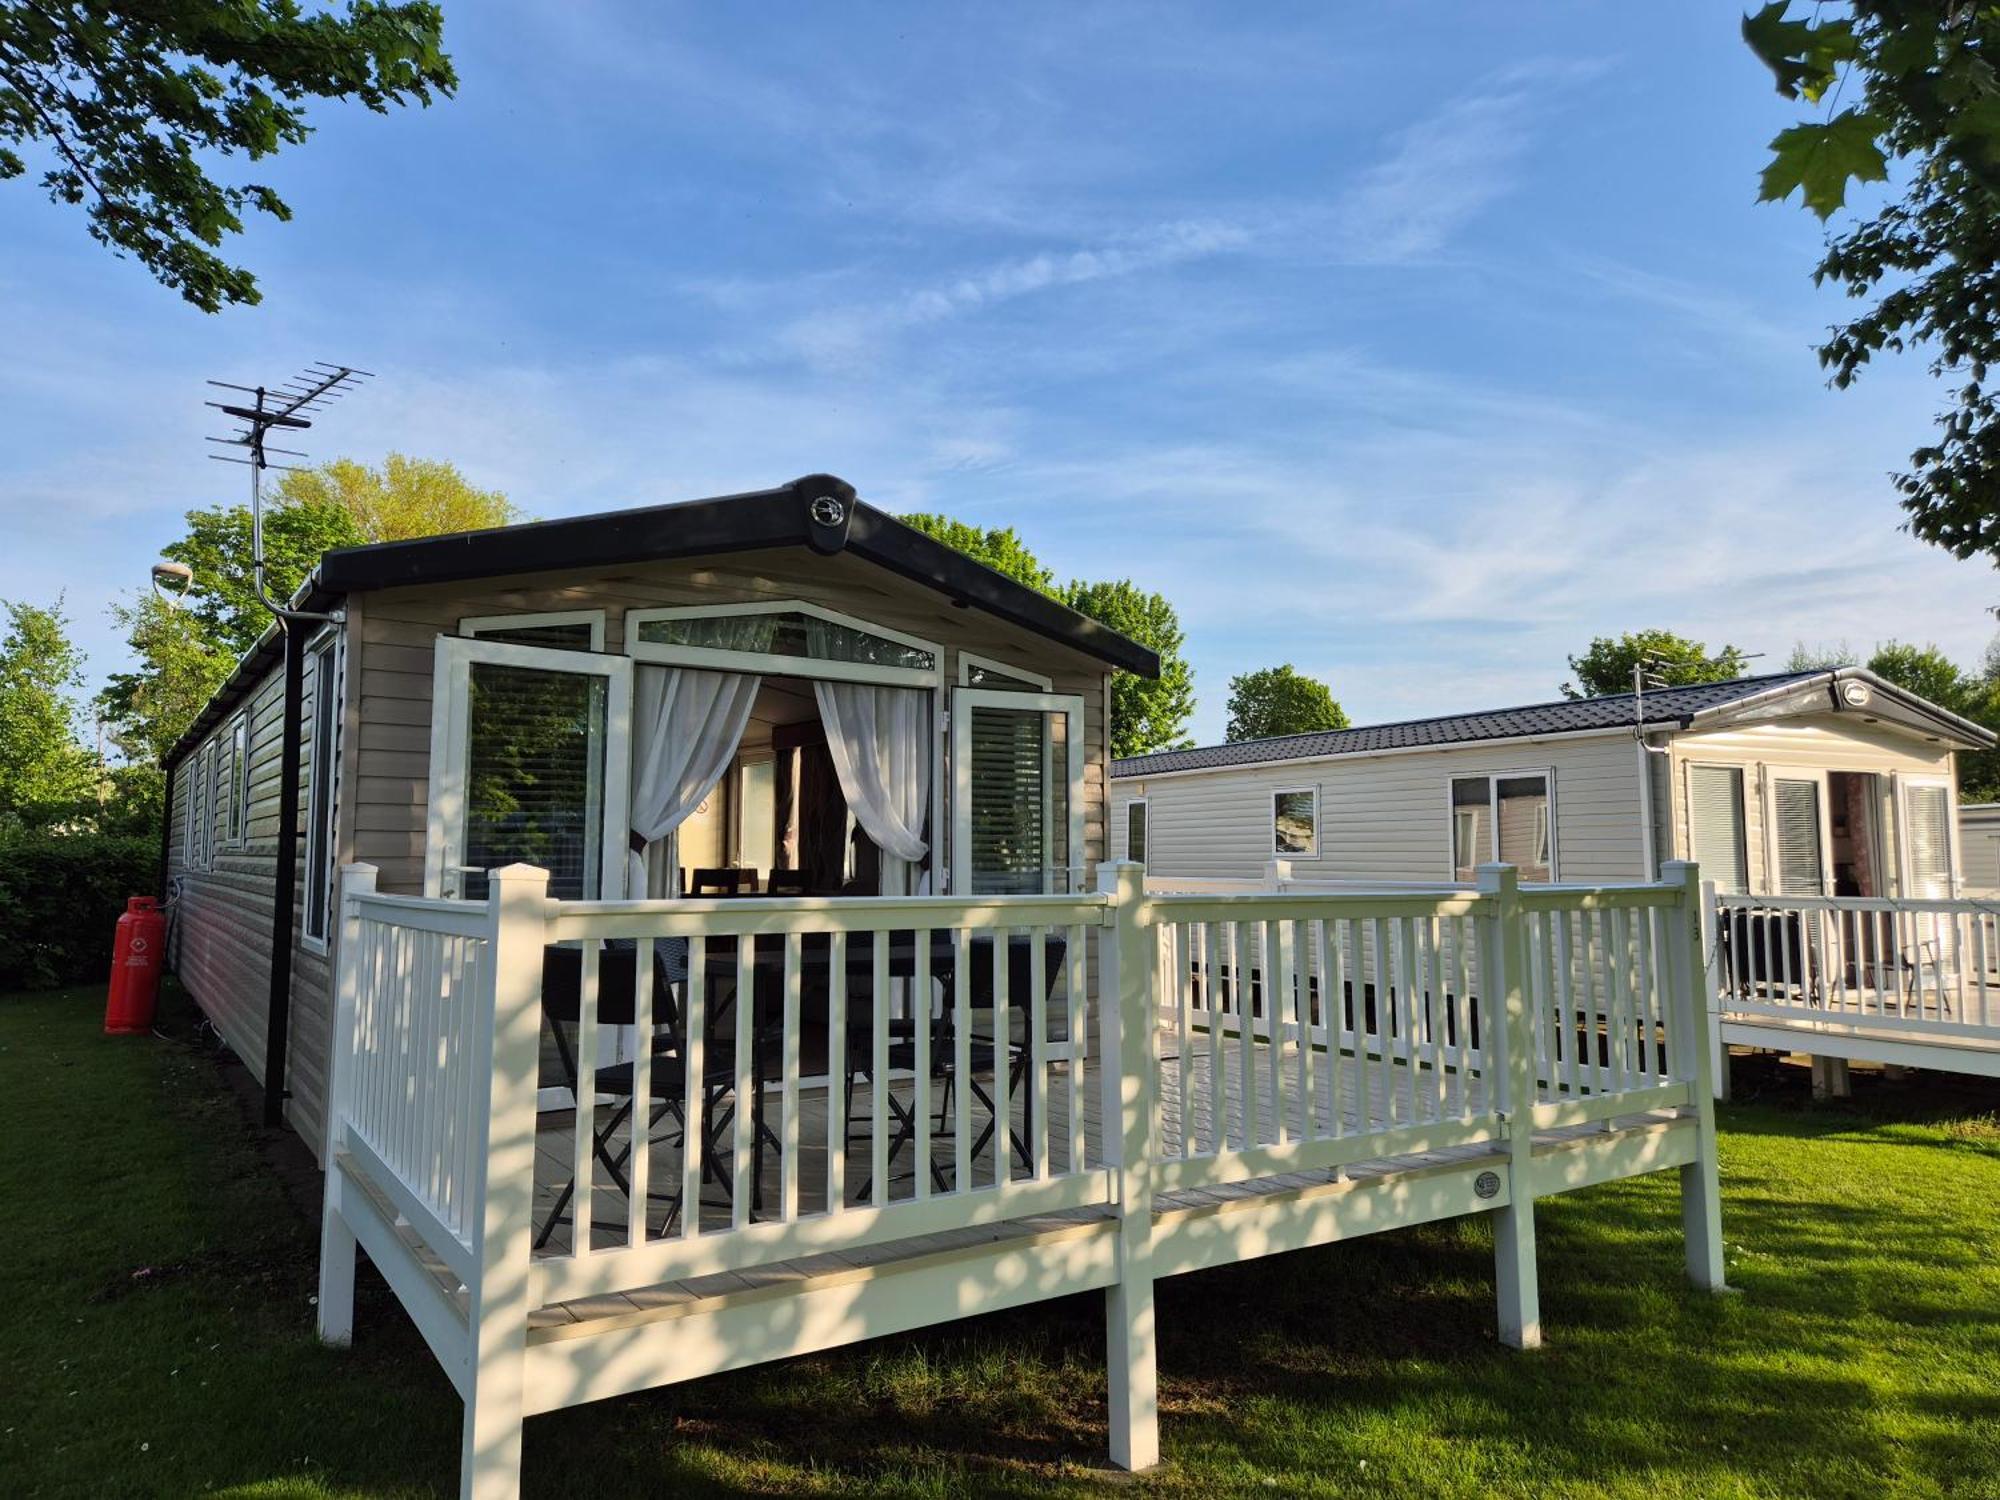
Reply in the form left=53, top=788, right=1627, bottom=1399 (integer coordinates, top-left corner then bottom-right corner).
left=629, top=664, right=761, bottom=896
left=813, top=680, right=931, bottom=894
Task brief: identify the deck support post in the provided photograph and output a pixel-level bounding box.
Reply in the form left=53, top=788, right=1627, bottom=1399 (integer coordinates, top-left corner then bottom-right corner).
left=1666, top=861, right=1728, bottom=1293
left=1810, top=1055, right=1852, bottom=1099
left=317, top=862, right=378, bottom=1347
left=1099, top=860, right=1160, bottom=1471
left=461, top=864, right=550, bottom=1500
left=1477, top=864, right=1541, bottom=1350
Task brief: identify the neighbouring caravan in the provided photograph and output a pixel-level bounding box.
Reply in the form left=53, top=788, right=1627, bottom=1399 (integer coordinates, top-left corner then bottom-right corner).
left=162, top=475, right=1151, bottom=1159
left=1960, top=802, right=2000, bottom=896
left=1110, top=669, right=1992, bottom=897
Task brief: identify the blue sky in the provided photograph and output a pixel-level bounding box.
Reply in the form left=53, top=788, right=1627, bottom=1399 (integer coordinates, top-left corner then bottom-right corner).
left=3, top=2, right=1994, bottom=743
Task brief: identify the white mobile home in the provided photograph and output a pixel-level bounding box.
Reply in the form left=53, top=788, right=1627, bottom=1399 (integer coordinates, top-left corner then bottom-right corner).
left=1110, top=669, right=1993, bottom=900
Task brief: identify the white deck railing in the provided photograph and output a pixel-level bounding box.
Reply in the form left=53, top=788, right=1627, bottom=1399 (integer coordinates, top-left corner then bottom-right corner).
left=1712, top=890, right=2000, bottom=1043
left=319, top=858, right=1722, bottom=1500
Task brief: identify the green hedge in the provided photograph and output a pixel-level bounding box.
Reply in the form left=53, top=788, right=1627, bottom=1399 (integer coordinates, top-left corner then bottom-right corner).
left=0, top=831, right=159, bottom=992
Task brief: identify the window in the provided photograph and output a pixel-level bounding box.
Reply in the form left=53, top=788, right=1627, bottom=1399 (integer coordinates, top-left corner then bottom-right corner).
left=1902, top=780, right=1954, bottom=898
left=636, top=607, right=934, bottom=672
left=1126, top=799, right=1148, bottom=864
left=188, top=741, right=215, bottom=871
left=427, top=635, right=632, bottom=903
left=958, top=652, right=1053, bottom=691
left=1273, top=789, right=1316, bottom=857
left=1450, top=772, right=1553, bottom=881
left=302, top=634, right=343, bottom=947
left=183, top=747, right=201, bottom=866
left=459, top=610, right=605, bottom=652
left=1686, top=764, right=1748, bottom=894
left=1770, top=777, right=1827, bottom=896
left=951, top=688, right=1085, bottom=896
left=223, top=713, right=249, bottom=848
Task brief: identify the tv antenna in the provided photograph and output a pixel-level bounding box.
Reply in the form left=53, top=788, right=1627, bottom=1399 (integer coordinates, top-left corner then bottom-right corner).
left=202, top=362, right=373, bottom=626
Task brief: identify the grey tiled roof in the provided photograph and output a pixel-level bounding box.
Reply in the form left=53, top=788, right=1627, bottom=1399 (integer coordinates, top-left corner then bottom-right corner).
left=1112, top=672, right=1829, bottom=777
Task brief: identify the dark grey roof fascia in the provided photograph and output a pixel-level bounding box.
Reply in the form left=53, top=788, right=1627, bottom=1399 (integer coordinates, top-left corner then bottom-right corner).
left=165, top=474, right=1159, bottom=769
left=1111, top=667, right=1993, bottom=779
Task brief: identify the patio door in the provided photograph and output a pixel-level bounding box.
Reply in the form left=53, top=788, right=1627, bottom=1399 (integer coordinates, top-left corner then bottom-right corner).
left=950, top=688, right=1085, bottom=896
left=1763, top=770, right=1832, bottom=897
left=424, top=635, right=632, bottom=901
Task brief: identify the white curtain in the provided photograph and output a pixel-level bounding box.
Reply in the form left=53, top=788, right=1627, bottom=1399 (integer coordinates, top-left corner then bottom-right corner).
left=813, top=681, right=931, bottom=894
left=628, top=664, right=761, bottom=896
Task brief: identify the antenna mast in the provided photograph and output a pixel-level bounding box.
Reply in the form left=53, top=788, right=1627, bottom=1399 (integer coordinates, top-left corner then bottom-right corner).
left=205, top=362, right=373, bottom=626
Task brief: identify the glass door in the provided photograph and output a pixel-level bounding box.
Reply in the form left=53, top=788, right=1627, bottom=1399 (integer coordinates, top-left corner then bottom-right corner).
left=425, top=635, right=632, bottom=900
left=949, top=688, right=1086, bottom=895
left=1765, top=771, right=1832, bottom=897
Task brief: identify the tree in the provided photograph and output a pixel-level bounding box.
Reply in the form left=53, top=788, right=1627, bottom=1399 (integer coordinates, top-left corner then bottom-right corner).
left=100, top=454, right=515, bottom=760
left=1745, top=3, right=2000, bottom=560
left=0, top=2, right=456, bottom=312
left=1786, top=640, right=1858, bottom=671
left=1061, top=579, right=1196, bottom=758
left=899, top=514, right=1057, bottom=594
left=0, top=599, right=101, bottom=827
left=1225, top=665, right=1350, bottom=742
left=1562, top=630, right=1752, bottom=700
left=1866, top=640, right=1971, bottom=710
left=899, top=510, right=1198, bottom=756
left=277, top=454, right=519, bottom=543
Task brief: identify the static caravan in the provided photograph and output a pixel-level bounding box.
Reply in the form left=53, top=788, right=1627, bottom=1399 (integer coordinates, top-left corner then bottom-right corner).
left=1110, top=669, right=1993, bottom=899
left=1959, top=803, right=2000, bottom=896
left=161, top=475, right=1155, bottom=1157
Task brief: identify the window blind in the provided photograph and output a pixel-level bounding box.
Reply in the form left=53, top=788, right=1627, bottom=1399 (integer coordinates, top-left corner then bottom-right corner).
left=967, top=704, right=1046, bottom=894
left=1904, top=784, right=1952, bottom=898
left=1687, top=765, right=1747, bottom=894
left=1772, top=778, right=1826, bottom=896
left=461, top=663, right=608, bottom=901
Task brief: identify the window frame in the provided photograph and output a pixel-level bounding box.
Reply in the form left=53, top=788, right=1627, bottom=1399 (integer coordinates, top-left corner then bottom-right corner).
left=1683, top=760, right=1749, bottom=895
left=424, top=633, right=634, bottom=902
left=949, top=686, right=1086, bottom=897
left=1897, top=774, right=1957, bottom=899
left=626, top=600, right=943, bottom=689
left=458, top=609, right=607, bottom=652
left=183, top=741, right=203, bottom=867
left=1761, top=768, right=1833, bottom=898
left=1125, top=797, right=1148, bottom=865
left=223, top=711, right=250, bottom=849
left=300, top=629, right=345, bottom=953
left=956, top=651, right=1053, bottom=692
left=1445, top=768, right=1558, bottom=882
left=1271, top=786, right=1317, bottom=859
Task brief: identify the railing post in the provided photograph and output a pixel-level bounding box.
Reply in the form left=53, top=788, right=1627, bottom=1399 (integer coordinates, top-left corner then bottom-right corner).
left=1097, top=859, right=1159, bottom=1471
left=1476, top=863, right=1541, bottom=1350
left=1264, top=857, right=1292, bottom=892
left=462, top=863, right=550, bottom=1500
left=1664, top=860, right=1728, bottom=1293
left=1698, top=878, right=1729, bottom=1102
left=317, top=862, right=377, bottom=1348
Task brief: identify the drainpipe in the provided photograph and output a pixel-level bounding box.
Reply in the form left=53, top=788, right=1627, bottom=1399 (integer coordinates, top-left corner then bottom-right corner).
left=261, top=618, right=305, bottom=1128
left=1636, top=734, right=1657, bottom=881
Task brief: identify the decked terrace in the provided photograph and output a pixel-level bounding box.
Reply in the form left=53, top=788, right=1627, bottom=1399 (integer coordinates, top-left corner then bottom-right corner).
left=317, top=861, right=1727, bottom=1499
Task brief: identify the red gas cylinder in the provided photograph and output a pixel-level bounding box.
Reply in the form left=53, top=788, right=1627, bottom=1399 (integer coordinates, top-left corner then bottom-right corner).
left=105, top=897, right=166, bottom=1036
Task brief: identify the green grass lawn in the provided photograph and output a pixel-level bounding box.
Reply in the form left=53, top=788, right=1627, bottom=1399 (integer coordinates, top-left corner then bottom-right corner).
left=4, top=983, right=1998, bottom=1499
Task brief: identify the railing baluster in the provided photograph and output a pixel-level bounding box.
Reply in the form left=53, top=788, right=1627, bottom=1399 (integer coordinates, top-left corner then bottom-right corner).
left=1369, top=916, right=1392, bottom=1131
left=1397, top=916, right=1420, bottom=1124
left=1324, top=918, right=1346, bottom=1139
left=574, top=942, right=599, bottom=1258
left=733, top=939, right=756, bottom=1229
left=1297, top=920, right=1318, bottom=1139
left=1266, top=920, right=1289, bottom=1143
left=913, top=927, right=932, bottom=1200
left=630, top=937, right=654, bottom=1247
left=1068, top=919, right=1087, bottom=1174
left=1173, top=921, right=1192, bottom=1160
left=682, top=935, right=705, bottom=1241
left=1423, top=915, right=1447, bottom=1124
left=1031, top=927, right=1049, bottom=1181
left=781, top=932, right=801, bottom=1221
left=827, top=931, right=847, bottom=1212
left=1204, top=920, right=1224, bottom=1155
left=871, top=933, right=891, bottom=1205
left=951, top=928, right=971, bottom=1193
left=1236, top=921, right=1259, bottom=1148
